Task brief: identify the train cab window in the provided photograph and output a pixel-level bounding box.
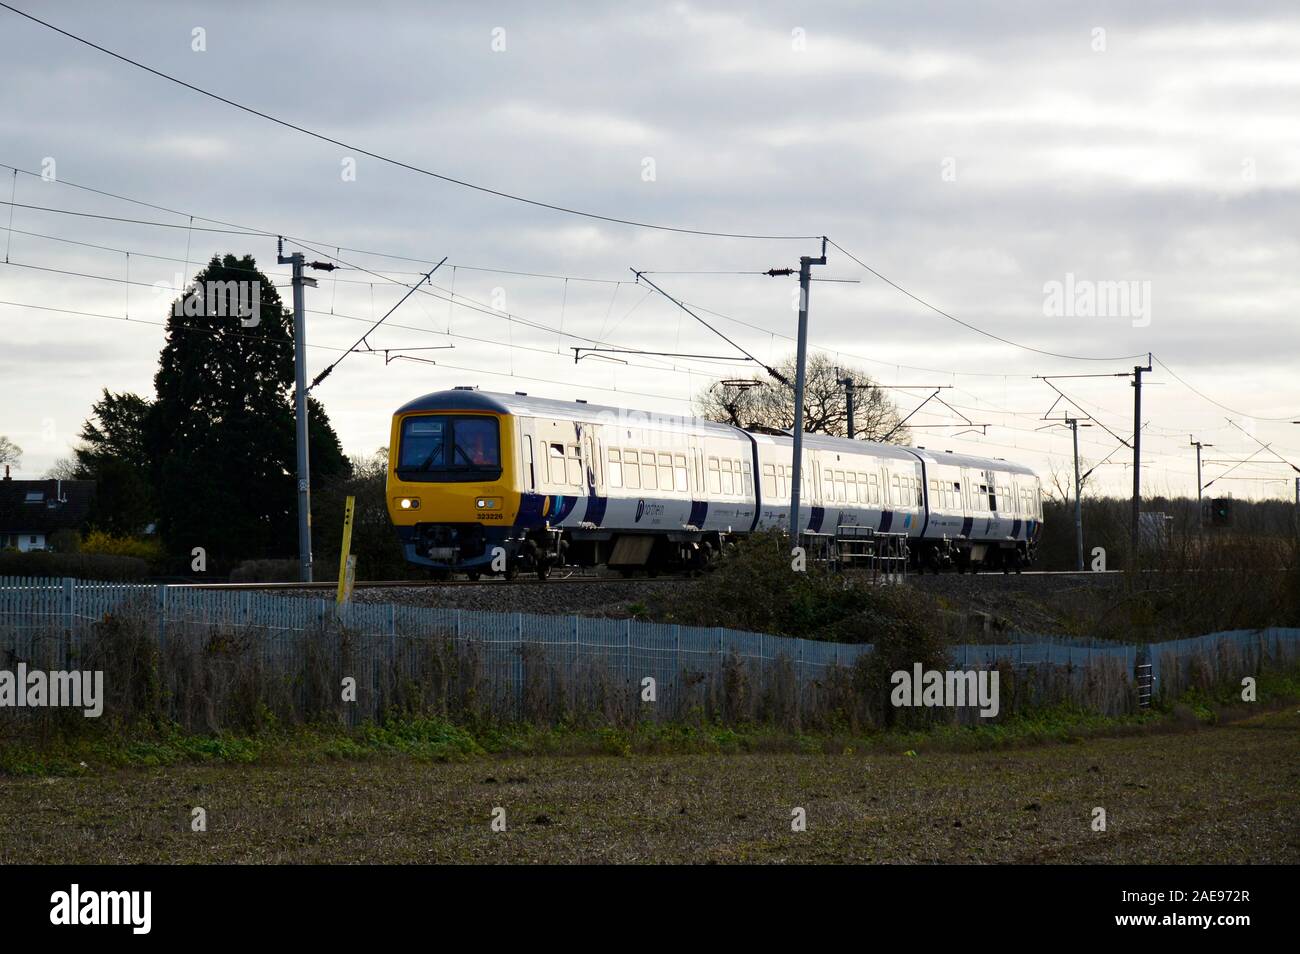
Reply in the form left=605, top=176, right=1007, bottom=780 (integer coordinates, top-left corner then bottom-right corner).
left=741, top=460, right=753, bottom=496
left=707, top=457, right=721, bottom=495
left=762, top=463, right=777, bottom=498
left=674, top=454, right=689, bottom=493
left=396, top=415, right=502, bottom=483
left=624, top=450, right=640, bottom=489
left=641, top=452, right=658, bottom=490
left=607, top=449, right=623, bottom=488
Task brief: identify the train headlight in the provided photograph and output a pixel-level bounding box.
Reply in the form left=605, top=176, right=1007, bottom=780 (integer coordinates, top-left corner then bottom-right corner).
left=398, top=497, right=421, bottom=510
left=475, top=497, right=501, bottom=510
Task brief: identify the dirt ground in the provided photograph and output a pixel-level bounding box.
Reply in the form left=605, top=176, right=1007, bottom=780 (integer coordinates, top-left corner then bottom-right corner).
left=3, top=709, right=1296, bottom=864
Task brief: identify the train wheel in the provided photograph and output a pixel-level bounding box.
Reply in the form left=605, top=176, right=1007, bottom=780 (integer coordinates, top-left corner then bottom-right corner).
left=466, top=571, right=481, bottom=581
left=536, top=559, right=551, bottom=581
left=503, top=562, right=518, bottom=581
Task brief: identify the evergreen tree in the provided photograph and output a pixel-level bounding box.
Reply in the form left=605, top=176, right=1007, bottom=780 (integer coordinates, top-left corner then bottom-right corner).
left=73, top=389, right=154, bottom=534
left=148, top=254, right=349, bottom=565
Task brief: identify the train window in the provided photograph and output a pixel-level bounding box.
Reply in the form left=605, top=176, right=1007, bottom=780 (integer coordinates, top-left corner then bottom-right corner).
left=823, top=469, right=833, bottom=496
left=564, top=446, right=581, bottom=487
left=741, top=460, right=753, bottom=496
left=762, top=463, right=777, bottom=498
left=832, top=470, right=844, bottom=502
left=607, top=449, right=622, bottom=489
left=656, top=453, right=671, bottom=491
left=708, top=458, right=721, bottom=495
left=848, top=473, right=858, bottom=503
left=547, top=443, right=565, bottom=484
left=641, top=452, right=658, bottom=491
left=916, top=479, right=924, bottom=507
left=721, top=459, right=733, bottom=496
left=674, top=454, right=689, bottom=493
left=625, top=450, right=640, bottom=489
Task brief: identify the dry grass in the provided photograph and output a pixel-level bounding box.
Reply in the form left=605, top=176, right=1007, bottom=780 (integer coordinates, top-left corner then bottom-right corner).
left=3, top=708, right=1296, bottom=864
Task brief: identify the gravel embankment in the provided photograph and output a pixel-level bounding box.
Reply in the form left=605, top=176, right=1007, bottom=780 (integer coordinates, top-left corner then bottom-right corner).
left=264, top=571, right=1129, bottom=632
left=299, top=578, right=691, bottom=618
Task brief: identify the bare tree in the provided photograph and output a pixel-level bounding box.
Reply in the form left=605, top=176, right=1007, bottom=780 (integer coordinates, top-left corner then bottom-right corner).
left=1043, top=455, right=1097, bottom=505
left=44, top=457, right=80, bottom=480
left=693, top=353, right=911, bottom=443
left=0, top=435, right=21, bottom=470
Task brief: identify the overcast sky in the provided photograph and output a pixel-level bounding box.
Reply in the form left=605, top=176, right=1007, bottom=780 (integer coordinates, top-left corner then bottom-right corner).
left=1, top=1, right=1297, bottom=500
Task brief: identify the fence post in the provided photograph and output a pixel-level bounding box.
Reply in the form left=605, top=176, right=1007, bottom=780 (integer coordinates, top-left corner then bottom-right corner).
left=61, top=577, right=75, bottom=669
left=673, top=624, right=681, bottom=709
left=625, top=618, right=633, bottom=695
left=156, top=584, right=168, bottom=655
left=516, top=612, right=524, bottom=720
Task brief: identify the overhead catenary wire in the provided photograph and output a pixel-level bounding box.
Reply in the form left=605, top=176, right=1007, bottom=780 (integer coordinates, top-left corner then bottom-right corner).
left=826, top=237, right=1150, bottom=363
left=0, top=3, right=819, bottom=243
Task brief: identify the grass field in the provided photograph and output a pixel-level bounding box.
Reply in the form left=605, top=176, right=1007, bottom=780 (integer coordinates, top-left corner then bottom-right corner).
left=3, top=708, right=1297, bottom=864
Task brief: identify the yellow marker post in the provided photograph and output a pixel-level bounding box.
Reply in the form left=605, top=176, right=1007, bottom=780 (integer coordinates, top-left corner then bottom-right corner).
left=336, top=495, right=356, bottom=605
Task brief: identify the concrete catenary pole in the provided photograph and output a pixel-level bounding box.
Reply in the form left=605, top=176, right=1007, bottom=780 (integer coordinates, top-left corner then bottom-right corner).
left=278, top=242, right=317, bottom=582
left=1130, top=354, right=1152, bottom=556
left=1070, top=417, right=1084, bottom=571
left=788, top=239, right=827, bottom=537
left=839, top=370, right=856, bottom=441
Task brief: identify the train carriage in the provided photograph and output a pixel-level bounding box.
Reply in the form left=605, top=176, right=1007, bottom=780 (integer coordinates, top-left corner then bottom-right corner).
left=386, top=388, right=1042, bottom=577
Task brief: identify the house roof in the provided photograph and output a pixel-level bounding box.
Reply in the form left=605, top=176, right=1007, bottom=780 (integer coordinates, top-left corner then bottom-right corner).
left=0, top=479, right=96, bottom=533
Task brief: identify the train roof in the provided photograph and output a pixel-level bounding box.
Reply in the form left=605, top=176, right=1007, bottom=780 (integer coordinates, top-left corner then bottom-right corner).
left=909, top=446, right=1039, bottom=477
left=748, top=429, right=918, bottom=462
left=395, top=389, right=1038, bottom=479
left=395, top=389, right=740, bottom=437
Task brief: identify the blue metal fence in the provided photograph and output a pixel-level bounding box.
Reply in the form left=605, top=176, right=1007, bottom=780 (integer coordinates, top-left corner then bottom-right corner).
left=2, top=577, right=1298, bottom=724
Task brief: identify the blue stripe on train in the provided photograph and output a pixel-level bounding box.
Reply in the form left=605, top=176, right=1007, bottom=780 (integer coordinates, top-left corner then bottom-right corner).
left=808, top=506, right=825, bottom=533
left=688, top=500, right=708, bottom=528
left=960, top=516, right=973, bottom=537
left=1011, top=518, right=1022, bottom=539
left=585, top=495, right=607, bottom=527
left=879, top=510, right=893, bottom=532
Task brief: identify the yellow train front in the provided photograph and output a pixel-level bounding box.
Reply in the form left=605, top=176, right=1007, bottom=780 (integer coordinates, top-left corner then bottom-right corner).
left=386, top=388, right=529, bottom=577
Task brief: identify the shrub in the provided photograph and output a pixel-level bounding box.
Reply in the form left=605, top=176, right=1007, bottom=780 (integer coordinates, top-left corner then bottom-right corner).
left=0, top=550, right=148, bottom=580
left=81, top=530, right=163, bottom=564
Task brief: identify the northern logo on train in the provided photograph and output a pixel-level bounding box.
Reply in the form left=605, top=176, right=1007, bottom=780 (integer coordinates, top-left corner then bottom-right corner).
left=635, top=499, right=645, bottom=522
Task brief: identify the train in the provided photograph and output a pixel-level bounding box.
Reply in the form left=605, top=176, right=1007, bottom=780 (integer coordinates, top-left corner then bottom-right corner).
left=385, top=388, right=1043, bottom=578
